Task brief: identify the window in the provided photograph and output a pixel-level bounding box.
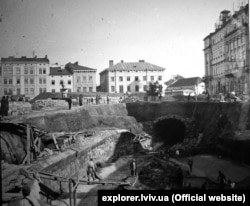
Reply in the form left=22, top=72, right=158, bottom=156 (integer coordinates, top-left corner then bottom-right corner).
left=43, top=68, right=46, bottom=74
left=89, top=87, right=93, bottom=92
left=151, top=76, right=154, bottom=81
left=89, top=76, right=93, bottom=81
left=135, top=85, right=139, bottom=92
left=8, top=68, right=13, bottom=74
left=43, top=88, right=46, bottom=93
left=83, top=87, right=87, bottom=92
left=30, top=78, right=34, bottom=84
left=39, top=78, right=42, bottom=84
left=30, top=88, right=34, bottom=94
left=119, top=77, right=123, bottom=81
left=43, top=78, right=46, bottom=84
left=16, top=78, right=20, bottom=84
left=77, top=87, right=81, bottom=92
left=127, top=76, right=130, bottom=81
left=39, top=68, right=42, bottom=74
left=127, top=86, right=131, bottom=92
left=77, top=76, right=81, bottom=83
left=111, top=86, right=115, bottom=92
left=30, top=68, right=34, bottom=74
left=52, top=89, right=55, bottom=93
left=9, top=88, right=13, bottom=95
left=68, top=80, right=71, bottom=85
left=143, top=85, right=147, bottom=91
left=60, top=80, right=64, bottom=85
left=17, top=88, right=21, bottom=95
left=25, top=88, right=29, bottom=94
left=135, top=76, right=139, bottom=81
left=83, top=76, right=86, bottom=82
left=24, top=68, right=28, bottom=74
left=4, top=79, right=7, bottom=84
left=24, top=78, right=28, bottom=84
left=3, top=68, right=7, bottom=73
left=51, top=80, right=55, bottom=85
left=16, top=67, right=21, bottom=74
left=111, top=77, right=115, bottom=82
left=158, top=76, right=162, bottom=81
left=143, top=76, right=147, bottom=81
left=119, top=85, right=124, bottom=93
left=4, top=88, right=8, bottom=94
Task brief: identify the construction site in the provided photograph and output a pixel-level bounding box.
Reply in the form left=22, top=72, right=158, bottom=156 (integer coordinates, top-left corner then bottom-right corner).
left=1, top=100, right=250, bottom=206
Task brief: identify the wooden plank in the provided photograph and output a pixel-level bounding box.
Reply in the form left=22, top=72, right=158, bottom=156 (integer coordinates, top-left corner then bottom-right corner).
left=52, top=134, right=59, bottom=150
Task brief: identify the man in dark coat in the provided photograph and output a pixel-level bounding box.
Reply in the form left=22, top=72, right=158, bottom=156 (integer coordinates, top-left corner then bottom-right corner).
left=67, top=96, right=72, bottom=110
left=130, top=159, right=137, bottom=177
left=0, top=96, right=6, bottom=116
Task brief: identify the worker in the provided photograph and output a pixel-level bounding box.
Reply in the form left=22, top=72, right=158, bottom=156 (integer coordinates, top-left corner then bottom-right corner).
left=130, top=159, right=137, bottom=177
left=87, top=158, right=96, bottom=182
left=187, top=157, right=194, bottom=173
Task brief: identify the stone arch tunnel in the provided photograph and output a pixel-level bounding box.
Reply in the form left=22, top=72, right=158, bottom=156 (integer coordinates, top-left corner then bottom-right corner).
left=153, top=117, right=187, bottom=145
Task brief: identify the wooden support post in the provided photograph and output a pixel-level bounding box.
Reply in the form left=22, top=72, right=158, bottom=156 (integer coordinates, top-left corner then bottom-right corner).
left=26, top=124, right=31, bottom=165
left=73, top=182, right=77, bottom=206
left=69, top=180, right=73, bottom=206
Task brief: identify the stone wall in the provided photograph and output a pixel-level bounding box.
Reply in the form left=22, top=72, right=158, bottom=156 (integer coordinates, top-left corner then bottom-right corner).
left=30, top=130, right=135, bottom=193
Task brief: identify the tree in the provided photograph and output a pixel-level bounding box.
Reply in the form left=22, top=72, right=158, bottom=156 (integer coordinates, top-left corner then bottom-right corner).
left=147, top=81, right=163, bottom=97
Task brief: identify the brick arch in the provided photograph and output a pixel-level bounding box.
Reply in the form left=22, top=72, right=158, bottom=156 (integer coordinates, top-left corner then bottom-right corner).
left=153, top=115, right=194, bottom=139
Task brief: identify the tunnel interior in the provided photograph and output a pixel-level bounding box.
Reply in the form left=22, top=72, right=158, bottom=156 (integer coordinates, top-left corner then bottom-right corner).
left=153, top=118, right=186, bottom=146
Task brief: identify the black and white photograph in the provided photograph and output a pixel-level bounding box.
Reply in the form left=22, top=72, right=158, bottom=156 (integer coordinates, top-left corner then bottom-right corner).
left=0, top=0, right=250, bottom=205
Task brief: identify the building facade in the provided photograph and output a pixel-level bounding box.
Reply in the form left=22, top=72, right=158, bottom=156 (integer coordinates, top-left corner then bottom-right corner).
left=99, top=60, right=165, bottom=93
left=203, top=3, right=249, bottom=98
left=48, top=66, right=73, bottom=93
left=65, top=62, right=97, bottom=93
left=0, top=56, right=50, bottom=98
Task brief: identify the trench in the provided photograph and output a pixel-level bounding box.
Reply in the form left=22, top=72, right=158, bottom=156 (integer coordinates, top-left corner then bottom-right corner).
left=2, top=102, right=250, bottom=205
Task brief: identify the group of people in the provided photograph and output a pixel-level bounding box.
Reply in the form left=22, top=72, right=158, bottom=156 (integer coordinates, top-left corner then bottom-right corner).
left=0, top=96, right=10, bottom=117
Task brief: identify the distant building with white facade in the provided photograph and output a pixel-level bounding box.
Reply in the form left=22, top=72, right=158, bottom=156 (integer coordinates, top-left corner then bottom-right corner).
left=165, top=77, right=205, bottom=96
left=0, top=56, right=50, bottom=98
left=99, top=60, right=166, bottom=93
left=65, top=62, right=97, bottom=92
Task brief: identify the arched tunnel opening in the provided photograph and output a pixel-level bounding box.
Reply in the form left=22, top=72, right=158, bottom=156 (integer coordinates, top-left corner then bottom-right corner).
left=153, top=118, right=186, bottom=146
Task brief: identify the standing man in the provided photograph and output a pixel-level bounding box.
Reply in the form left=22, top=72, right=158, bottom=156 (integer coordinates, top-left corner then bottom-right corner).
left=107, top=94, right=110, bottom=104
left=67, top=96, right=72, bottom=110
left=0, top=96, right=6, bottom=117
left=5, top=96, right=9, bottom=116
left=130, top=159, right=137, bottom=177
left=79, top=95, right=83, bottom=106
left=187, top=157, right=193, bottom=173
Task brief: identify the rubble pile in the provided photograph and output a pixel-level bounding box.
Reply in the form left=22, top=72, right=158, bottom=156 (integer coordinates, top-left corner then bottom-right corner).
left=138, top=158, right=180, bottom=189
left=8, top=102, right=32, bottom=116
left=32, top=99, right=68, bottom=110
left=170, top=137, right=199, bottom=156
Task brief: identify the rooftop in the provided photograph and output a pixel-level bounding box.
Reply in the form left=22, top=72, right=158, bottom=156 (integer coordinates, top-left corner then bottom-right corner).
left=49, top=67, right=72, bottom=76
left=65, top=62, right=97, bottom=72
left=100, top=61, right=165, bottom=74
left=168, top=77, right=201, bottom=88
left=1, top=56, right=49, bottom=64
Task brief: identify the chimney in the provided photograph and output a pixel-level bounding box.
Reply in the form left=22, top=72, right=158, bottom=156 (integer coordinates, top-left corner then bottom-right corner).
left=139, top=60, right=145, bottom=63
left=74, top=61, right=78, bottom=65
left=109, top=60, right=114, bottom=67
left=121, top=60, right=124, bottom=63
left=45, top=55, right=48, bottom=59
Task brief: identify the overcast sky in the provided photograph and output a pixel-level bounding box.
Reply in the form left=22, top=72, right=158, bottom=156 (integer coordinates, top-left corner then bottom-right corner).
left=0, top=0, right=248, bottom=84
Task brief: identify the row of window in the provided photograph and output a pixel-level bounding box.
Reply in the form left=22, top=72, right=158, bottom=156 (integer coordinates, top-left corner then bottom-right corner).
left=51, top=80, right=71, bottom=85
left=3, top=87, right=46, bottom=95
left=111, top=85, right=148, bottom=93
left=76, top=76, right=93, bottom=83
left=3, top=78, right=46, bottom=85
left=111, top=76, right=162, bottom=82
left=2, top=67, right=47, bottom=75
left=76, top=87, right=93, bottom=92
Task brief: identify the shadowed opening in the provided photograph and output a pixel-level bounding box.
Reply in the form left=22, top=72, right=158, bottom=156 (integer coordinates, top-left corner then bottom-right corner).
left=153, top=118, right=186, bottom=146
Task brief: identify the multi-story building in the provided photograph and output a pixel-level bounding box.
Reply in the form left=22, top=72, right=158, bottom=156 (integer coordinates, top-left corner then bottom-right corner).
left=203, top=3, right=249, bottom=98
left=48, top=66, right=73, bottom=93
left=99, top=60, right=165, bottom=93
left=65, top=62, right=97, bottom=92
left=0, top=56, right=50, bottom=98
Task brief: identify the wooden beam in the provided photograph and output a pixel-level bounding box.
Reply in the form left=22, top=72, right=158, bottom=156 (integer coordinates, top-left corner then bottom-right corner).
left=26, top=124, right=31, bottom=165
